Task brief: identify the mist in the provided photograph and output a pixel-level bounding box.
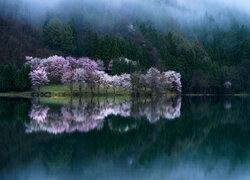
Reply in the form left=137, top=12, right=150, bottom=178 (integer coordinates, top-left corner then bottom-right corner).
left=1, top=0, right=250, bottom=33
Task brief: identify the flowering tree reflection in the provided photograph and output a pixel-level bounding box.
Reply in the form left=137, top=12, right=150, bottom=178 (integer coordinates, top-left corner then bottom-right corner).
left=131, top=97, right=182, bottom=123
left=26, top=97, right=181, bottom=134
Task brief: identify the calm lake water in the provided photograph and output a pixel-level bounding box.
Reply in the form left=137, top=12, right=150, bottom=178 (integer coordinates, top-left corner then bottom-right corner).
left=0, top=96, right=249, bottom=180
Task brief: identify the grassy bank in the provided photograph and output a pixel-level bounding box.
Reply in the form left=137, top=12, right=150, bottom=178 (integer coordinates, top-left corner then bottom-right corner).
left=40, top=84, right=132, bottom=97
left=0, top=84, right=179, bottom=98
left=0, top=91, right=32, bottom=98
left=0, top=84, right=132, bottom=99
left=2, top=84, right=247, bottom=99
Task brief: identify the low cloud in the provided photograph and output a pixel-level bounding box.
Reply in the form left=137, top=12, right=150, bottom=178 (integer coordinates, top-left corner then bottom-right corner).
left=0, top=0, right=249, bottom=30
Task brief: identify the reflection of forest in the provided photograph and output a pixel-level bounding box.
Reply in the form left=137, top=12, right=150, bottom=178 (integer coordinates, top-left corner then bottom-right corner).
left=0, top=97, right=249, bottom=170
left=25, top=97, right=182, bottom=134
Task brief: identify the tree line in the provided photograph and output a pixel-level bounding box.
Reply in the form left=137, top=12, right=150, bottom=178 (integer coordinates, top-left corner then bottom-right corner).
left=0, top=65, right=31, bottom=92
left=26, top=56, right=181, bottom=96
left=0, top=15, right=249, bottom=94
left=42, top=18, right=152, bottom=69
left=41, top=18, right=250, bottom=94
left=138, top=23, right=250, bottom=93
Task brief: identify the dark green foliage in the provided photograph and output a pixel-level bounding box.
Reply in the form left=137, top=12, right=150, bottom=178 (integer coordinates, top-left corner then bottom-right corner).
left=1, top=14, right=249, bottom=94
left=88, top=34, right=143, bottom=68
left=0, top=64, right=14, bottom=91
left=0, top=65, right=31, bottom=92
left=138, top=23, right=250, bottom=93
left=69, top=18, right=77, bottom=45
left=240, top=40, right=250, bottom=60
left=43, top=18, right=76, bottom=55
left=0, top=17, right=53, bottom=65
left=111, top=58, right=137, bottom=75
left=199, top=24, right=250, bottom=66
left=0, top=98, right=31, bottom=125
left=237, top=59, right=250, bottom=91
left=138, top=47, right=152, bottom=70
left=221, top=66, right=242, bottom=93
left=167, top=32, right=178, bottom=57
left=14, top=66, right=32, bottom=91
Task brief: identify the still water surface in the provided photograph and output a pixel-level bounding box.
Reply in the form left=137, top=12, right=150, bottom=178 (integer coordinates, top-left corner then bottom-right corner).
left=0, top=96, right=249, bottom=180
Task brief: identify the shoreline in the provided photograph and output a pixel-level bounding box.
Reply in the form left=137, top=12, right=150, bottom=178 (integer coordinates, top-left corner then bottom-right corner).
left=0, top=91, right=249, bottom=99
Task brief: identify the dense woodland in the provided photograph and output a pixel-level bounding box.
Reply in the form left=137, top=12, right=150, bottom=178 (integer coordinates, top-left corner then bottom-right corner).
left=0, top=14, right=249, bottom=94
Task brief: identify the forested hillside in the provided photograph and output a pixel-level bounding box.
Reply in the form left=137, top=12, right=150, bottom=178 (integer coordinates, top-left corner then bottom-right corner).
left=0, top=5, right=249, bottom=93
left=0, top=17, right=54, bottom=65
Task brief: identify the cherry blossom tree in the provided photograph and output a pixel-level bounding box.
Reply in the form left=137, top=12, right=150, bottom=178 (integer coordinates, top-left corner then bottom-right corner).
left=29, top=66, right=50, bottom=94
left=46, top=55, right=68, bottom=83
left=110, top=75, right=120, bottom=95
left=25, top=56, right=33, bottom=61
left=25, top=56, right=53, bottom=70
left=83, top=70, right=98, bottom=94
left=73, top=68, right=86, bottom=93
left=108, top=59, right=113, bottom=72
left=61, top=63, right=75, bottom=94
left=131, top=69, right=181, bottom=95
left=120, top=73, right=131, bottom=90
left=77, top=57, right=98, bottom=71
left=77, top=57, right=99, bottom=93
left=163, top=71, right=182, bottom=94
left=26, top=55, right=182, bottom=95
left=160, top=73, right=172, bottom=93
left=224, top=81, right=232, bottom=89
left=96, top=59, right=105, bottom=71
left=25, top=56, right=43, bottom=70
left=101, top=73, right=112, bottom=94
left=66, top=56, right=78, bottom=69
left=95, top=71, right=106, bottom=94
left=145, top=68, right=161, bottom=94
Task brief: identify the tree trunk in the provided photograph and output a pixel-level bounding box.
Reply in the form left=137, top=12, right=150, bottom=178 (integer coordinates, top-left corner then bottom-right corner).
left=38, top=86, right=40, bottom=96
left=91, top=87, right=93, bottom=95
left=70, top=84, right=73, bottom=94
left=79, top=85, right=82, bottom=94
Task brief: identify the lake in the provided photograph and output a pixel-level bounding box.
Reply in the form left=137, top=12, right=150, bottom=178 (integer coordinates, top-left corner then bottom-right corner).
left=0, top=96, right=249, bottom=180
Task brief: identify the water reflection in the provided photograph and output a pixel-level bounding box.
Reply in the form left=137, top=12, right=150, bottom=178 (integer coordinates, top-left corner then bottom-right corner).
left=224, top=100, right=232, bottom=110
left=26, top=97, right=182, bottom=134
left=0, top=96, right=250, bottom=180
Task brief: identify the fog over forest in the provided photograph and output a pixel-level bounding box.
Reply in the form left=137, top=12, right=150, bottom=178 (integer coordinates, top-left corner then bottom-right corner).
left=0, top=0, right=249, bottom=94
left=1, top=0, right=249, bottom=32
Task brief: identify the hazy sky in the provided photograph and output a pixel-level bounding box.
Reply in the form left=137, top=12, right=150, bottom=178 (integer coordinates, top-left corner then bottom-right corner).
left=19, top=0, right=250, bottom=13
left=1, top=0, right=249, bottom=29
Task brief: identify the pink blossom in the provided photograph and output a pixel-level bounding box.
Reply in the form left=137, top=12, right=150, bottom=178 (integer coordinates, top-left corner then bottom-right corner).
left=162, top=71, right=182, bottom=93
left=46, top=55, right=68, bottom=82
left=108, top=59, right=113, bottom=72
left=25, top=97, right=182, bottom=134
left=73, top=68, right=86, bottom=92
left=66, top=56, right=78, bottom=69
left=77, top=57, right=98, bottom=71
left=120, top=73, right=132, bottom=90
left=29, top=66, right=50, bottom=90
left=224, top=81, right=232, bottom=89
left=96, top=59, right=105, bottom=71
